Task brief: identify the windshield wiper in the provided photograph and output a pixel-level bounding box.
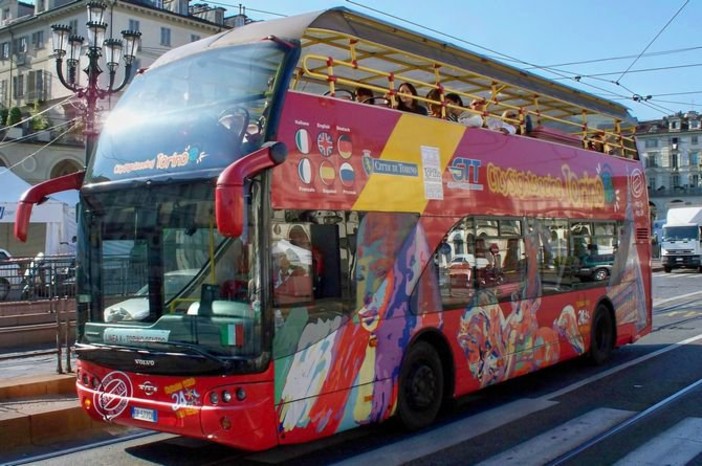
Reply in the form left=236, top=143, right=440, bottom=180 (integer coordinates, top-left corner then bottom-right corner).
left=146, top=340, right=231, bottom=369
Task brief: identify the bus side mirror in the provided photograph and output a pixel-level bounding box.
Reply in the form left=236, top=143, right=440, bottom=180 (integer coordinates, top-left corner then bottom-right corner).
left=15, top=171, right=85, bottom=242
left=216, top=142, right=287, bottom=237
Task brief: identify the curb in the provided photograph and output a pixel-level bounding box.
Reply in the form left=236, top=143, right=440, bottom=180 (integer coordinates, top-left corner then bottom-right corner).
left=0, top=374, right=75, bottom=400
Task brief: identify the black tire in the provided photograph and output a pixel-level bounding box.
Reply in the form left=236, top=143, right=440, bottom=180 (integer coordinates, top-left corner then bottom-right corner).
left=0, top=279, right=10, bottom=300
left=664, top=266, right=672, bottom=273
left=590, top=305, right=615, bottom=365
left=397, top=341, right=444, bottom=431
left=593, top=268, right=609, bottom=281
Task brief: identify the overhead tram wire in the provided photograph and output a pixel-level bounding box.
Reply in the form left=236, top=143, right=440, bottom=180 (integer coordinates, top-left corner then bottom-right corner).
left=522, top=45, right=702, bottom=70
left=614, top=0, right=689, bottom=85
left=343, top=0, right=652, bottom=106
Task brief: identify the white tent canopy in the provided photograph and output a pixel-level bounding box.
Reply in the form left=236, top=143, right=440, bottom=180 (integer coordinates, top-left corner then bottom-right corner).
left=0, top=170, right=77, bottom=257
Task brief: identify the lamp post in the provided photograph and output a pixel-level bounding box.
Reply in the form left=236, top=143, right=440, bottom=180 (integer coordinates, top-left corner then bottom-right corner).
left=51, top=1, right=141, bottom=166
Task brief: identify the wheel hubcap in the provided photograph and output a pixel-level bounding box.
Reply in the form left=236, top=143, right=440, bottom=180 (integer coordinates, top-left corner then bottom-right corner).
left=408, top=364, right=436, bottom=409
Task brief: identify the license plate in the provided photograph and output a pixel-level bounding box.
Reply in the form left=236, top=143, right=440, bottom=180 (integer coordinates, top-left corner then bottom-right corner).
left=131, top=406, right=158, bottom=423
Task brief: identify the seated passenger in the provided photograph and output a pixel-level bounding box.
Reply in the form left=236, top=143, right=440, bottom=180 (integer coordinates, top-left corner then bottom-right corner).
left=493, top=110, right=519, bottom=135
left=445, top=93, right=470, bottom=122
left=487, top=243, right=502, bottom=270
left=458, top=99, right=486, bottom=127
left=393, top=82, right=428, bottom=115
left=355, top=86, right=374, bottom=104
left=588, top=132, right=606, bottom=152
left=426, top=88, right=443, bottom=118
left=273, top=247, right=312, bottom=304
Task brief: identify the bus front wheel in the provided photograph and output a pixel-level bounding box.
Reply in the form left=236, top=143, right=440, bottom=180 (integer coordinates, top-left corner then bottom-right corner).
left=589, top=305, right=615, bottom=365
left=397, top=341, right=444, bottom=431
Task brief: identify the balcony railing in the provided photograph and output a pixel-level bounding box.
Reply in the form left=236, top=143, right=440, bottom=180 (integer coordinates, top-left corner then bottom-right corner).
left=648, top=186, right=702, bottom=198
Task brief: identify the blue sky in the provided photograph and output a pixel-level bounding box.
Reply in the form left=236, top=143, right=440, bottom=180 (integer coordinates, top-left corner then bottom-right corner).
left=212, top=0, right=699, bottom=122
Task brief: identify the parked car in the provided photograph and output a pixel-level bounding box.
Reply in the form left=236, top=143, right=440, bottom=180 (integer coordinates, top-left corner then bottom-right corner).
left=0, top=248, right=22, bottom=300
left=576, top=254, right=615, bottom=281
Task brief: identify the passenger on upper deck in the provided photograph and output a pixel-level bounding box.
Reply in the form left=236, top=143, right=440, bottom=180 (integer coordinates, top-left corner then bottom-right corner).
left=355, top=86, right=375, bottom=104
left=486, top=110, right=517, bottom=135
left=426, top=88, right=443, bottom=118
left=393, top=82, right=428, bottom=115
left=445, top=93, right=469, bottom=122
left=588, top=132, right=606, bottom=153
left=458, top=99, right=486, bottom=128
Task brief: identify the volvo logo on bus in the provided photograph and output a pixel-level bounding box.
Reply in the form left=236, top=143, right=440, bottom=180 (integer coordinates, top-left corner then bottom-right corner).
left=135, top=359, right=155, bottom=366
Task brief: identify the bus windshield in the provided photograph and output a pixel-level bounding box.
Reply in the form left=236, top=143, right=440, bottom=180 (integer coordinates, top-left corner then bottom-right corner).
left=88, top=41, right=287, bottom=183
left=80, top=180, right=263, bottom=361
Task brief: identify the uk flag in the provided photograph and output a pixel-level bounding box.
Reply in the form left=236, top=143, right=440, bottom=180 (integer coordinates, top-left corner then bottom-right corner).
left=317, top=131, right=334, bottom=157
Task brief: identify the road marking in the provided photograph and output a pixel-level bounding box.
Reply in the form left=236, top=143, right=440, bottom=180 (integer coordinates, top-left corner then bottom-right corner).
left=542, top=332, right=702, bottom=401
left=614, top=418, right=702, bottom=466
left=653, top=289, right=702, bottom=308
left=335, top=332, right=702, bottom=466
left=476, top=408, right=633, bottom=466
left=330, top=398, right=558, bottom=466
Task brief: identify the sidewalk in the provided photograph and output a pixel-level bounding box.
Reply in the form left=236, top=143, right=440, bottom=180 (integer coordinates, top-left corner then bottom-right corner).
left=0, top=349, right=135, bottom=462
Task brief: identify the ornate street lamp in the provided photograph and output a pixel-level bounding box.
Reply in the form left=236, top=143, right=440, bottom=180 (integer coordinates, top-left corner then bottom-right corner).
left=51, top=1, right=141, bottom=165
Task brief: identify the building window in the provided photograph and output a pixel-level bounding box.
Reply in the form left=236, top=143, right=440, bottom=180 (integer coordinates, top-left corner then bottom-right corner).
left=27, top=70, right=45, bottom=102
left=692, top=136, right=698, bottom=145
left=645, top=153, right=659, bottom=168
left=68, top=19, right=78, bottom=34
left=190, top=34, right=200, bottom=42
left=644, top=139, right=658, bottom=148
left=31, top=30, right=44, bottom=49
left=690, top=152, right=699, bottom=167
left=12, top=74, right=24, bottom=99
left=0, top=42, right=8, bottom=60
left=12, top=36, right=28, bottom=55
left=671, top=121, right=679, bottom=130
left=0, top=79, right=7, bottom=105
left=160, top=27, right=171, bottom=46
left=128, top=19, right=140, bottom=31
left=691, top=175, right=699, bottom=188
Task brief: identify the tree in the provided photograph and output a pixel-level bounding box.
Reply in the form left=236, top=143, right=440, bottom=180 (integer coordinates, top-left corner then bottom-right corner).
left=30, top=102, right=50, bottom=131
left=8, top=107, right=22, bottom=126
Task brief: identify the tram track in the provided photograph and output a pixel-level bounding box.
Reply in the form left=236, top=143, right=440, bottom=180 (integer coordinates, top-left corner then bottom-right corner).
left=545, top=375, right=702, bottom=466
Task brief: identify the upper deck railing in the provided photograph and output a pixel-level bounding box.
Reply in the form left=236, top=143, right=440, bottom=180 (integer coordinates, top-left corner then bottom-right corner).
left=285, top=9, right=638, bottom=159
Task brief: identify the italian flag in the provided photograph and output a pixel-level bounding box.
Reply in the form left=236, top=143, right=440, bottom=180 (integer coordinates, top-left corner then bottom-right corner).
left=221, top=323, right=244, bottom=347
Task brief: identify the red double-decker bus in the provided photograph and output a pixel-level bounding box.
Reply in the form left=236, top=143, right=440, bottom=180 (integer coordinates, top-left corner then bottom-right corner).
left=15, top=7, right=651, bottom=451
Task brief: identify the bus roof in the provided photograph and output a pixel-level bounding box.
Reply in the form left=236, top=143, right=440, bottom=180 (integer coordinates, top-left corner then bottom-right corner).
left=152, top=7, right=636, bottom=131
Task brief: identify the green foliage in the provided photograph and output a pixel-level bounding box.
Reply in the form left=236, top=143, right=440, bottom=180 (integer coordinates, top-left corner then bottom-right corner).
left=8, top=107, right=22, bottom=126
left=0, top=108, right=7, bottom=127
left=30, top=102, right=50, bottom=131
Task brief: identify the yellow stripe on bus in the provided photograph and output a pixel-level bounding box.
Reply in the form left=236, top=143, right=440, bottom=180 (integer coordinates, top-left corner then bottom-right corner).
left=354, top=114, right=465, bottom=213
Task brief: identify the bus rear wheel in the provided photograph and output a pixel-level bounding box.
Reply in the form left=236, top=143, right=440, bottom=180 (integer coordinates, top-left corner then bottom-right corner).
left=589, top=305, right=615, bottom=365
left=397, top=341, right=444, bottom=431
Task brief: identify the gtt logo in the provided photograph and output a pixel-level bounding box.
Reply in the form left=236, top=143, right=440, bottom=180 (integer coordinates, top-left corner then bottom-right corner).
left=450, top=157, right=481, bottom=183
